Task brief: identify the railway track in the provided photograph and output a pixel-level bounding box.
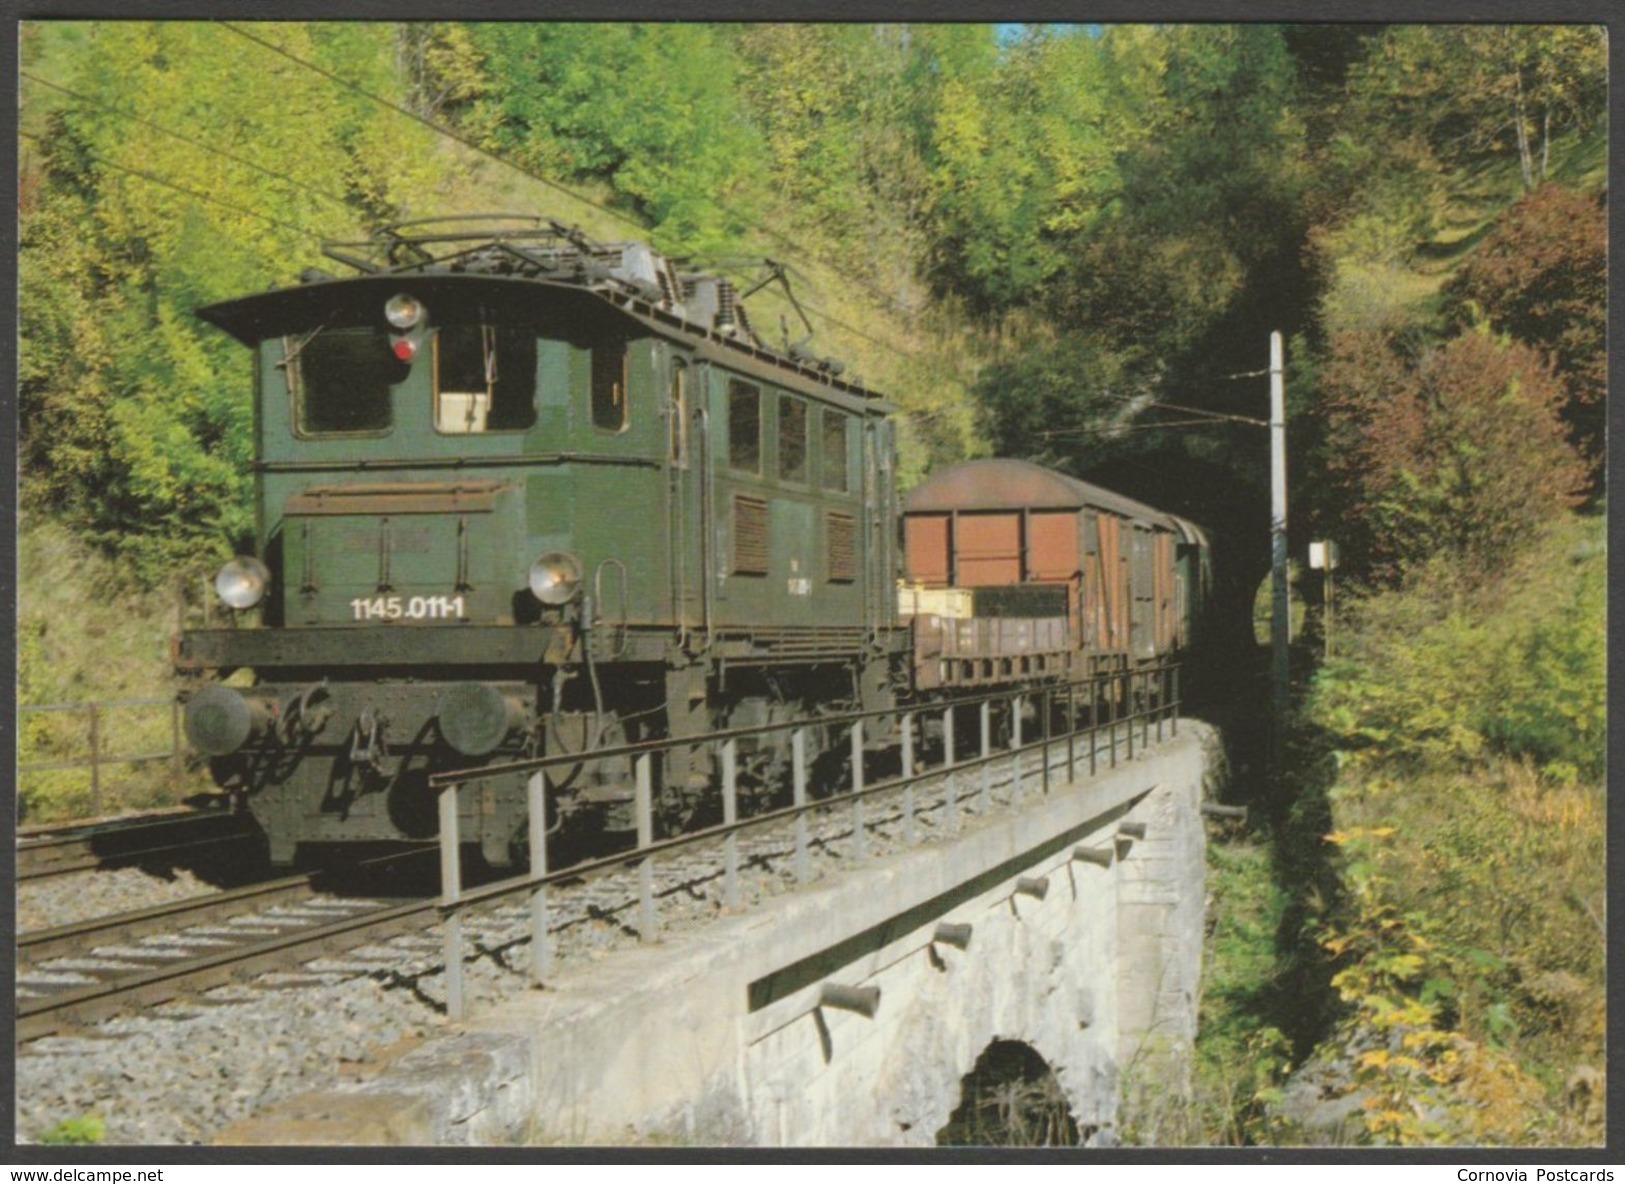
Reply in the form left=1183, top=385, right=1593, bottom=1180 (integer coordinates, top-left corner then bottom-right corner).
left=18, top=805, right=255, bottom=882
left=17, top=884, right=435, bottom=1044
left=20, top=871, right=331, bottom=965
left=13, top=763, right=938, bottom=1045
left=16, top=717, right=1162, bottom=1048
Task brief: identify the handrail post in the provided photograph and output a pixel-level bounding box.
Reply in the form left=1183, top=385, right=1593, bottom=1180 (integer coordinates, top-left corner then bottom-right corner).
left=1172, top=663, right=1180, bottom=736
left=1012, top=695, right=1023, bottom=803
left=1110, top=672, right=1119, bottom=769
left=1041, top=687, right=1051, bottom=795
left=87, top=704, right=102, bottom=817
left=635, top=753, right=656, bottom=940
left=527, top=772, right=551, bottom=986
left=942, top=704, right=958, bottom=835
left=171, top=698, right=183, bottom=777
left=439, top=782, right=465, bottom=1021
left=1089, top=674, right=1098, bottom=778
left=901, top=711, right=916, bottom=845
left=850, top=721, right=867, bottom=862
left=1126, top=671, right=1135, bottom=761
left=1142, top=669, right=1151, bottom=750
left=793, top=726, right=809, bottom=882
left=723, top=737, right=741, bottom=906
left=1157, top=666, right=1165, bottom=744
left=978, top=699, right=992, bottom=814
left=1067, top=682, right=1077, bottom=780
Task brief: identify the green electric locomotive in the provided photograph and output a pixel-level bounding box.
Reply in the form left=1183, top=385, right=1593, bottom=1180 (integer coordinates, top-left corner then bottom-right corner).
left=177, top=216, right=905, bottom=866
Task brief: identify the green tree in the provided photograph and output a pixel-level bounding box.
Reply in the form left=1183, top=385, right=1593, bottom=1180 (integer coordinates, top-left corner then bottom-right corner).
left=1037, top=24, right=1314, bottom=388
left=921, top=26, right=1122, bottom=321
left=463, top=24, right=761, bottom=254
left=396, top=22, right=489, bottom=120
left=972, top=334, right=1157, bottom=475
left=732, top=24, right=933, bottom=309
left=20, top=21, right=440, bottom=578
left=1342, top=26, right=1606, bottom=195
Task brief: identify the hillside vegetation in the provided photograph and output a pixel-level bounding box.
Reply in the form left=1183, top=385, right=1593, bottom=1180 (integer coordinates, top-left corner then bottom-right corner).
left=18, top=22, right=1605, bottom=1146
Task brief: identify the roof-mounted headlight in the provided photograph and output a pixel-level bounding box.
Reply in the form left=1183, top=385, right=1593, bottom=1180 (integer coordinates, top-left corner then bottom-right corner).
left=528, top=551, right=584, bottom=606
left=384, top=293, right=425, bottom=330
left=216, top=556, right=271, bottom=610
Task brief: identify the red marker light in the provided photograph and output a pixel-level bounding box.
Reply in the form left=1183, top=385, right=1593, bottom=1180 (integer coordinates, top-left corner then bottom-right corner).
left=393, top=338, right=418, bottom=362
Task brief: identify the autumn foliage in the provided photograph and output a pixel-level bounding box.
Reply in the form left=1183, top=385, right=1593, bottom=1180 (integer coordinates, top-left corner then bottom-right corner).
left=1317, top=325, right=1584, bottom=582
left=1443, top=184, right=1606, bottom=480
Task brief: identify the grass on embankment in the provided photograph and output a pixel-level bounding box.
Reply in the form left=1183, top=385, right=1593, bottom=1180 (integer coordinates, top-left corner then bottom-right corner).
left=18, top=516, right=216, bottom=821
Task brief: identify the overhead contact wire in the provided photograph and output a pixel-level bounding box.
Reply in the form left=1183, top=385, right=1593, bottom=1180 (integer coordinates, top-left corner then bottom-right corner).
left=21, top=70, right=356, bottom=211
left=215, top=22, right=958, bottom=382
left=20, top=129, right=326, bottom=241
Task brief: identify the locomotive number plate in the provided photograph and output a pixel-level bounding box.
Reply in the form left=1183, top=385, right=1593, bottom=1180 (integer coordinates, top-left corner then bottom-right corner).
left=349, top=594, right=467, bottom=621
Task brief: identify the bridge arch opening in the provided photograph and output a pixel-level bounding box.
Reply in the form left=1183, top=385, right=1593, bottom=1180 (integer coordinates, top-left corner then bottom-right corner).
left=935, top=1039, right=1087, bottom=1147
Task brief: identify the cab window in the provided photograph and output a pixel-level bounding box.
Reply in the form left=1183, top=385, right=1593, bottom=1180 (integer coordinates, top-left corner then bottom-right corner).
left=778, top=395, right=808, bottom=483
left=290, top=327, right=399, bottom=436
left=591, top=337, right=630, bottom=433
left=820, top=408, right=850, bottom=492
left=729, top=379, right=761, bottom=473
left=434, top=324, right=538, bottom=434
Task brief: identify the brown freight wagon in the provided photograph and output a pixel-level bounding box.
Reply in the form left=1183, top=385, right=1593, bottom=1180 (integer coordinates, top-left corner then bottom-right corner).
left=900, top=458, right=1207, bottom=691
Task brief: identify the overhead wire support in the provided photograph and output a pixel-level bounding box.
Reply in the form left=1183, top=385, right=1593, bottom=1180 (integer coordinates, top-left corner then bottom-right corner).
left=1036, top=418, right=1254, bottom=442
left=1154, top=401, right=1269, bottom=428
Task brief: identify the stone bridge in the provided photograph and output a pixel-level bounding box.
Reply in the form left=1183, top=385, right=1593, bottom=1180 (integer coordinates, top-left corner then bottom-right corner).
left=223, top=721, right=1222, bottom=1148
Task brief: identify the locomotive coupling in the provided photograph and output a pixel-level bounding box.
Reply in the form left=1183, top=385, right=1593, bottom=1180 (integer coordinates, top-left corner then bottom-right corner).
left=184, top=685, right=277, bottom=756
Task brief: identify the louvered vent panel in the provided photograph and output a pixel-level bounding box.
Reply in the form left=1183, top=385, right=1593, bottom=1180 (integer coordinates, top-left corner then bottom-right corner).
left=827, top=511, right=857, bottom=583
left=733, top=495, right=769, bottom=575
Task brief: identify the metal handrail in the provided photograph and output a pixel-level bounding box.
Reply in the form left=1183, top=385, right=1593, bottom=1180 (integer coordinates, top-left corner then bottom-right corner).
left=430, top=662, right=1181, bottom=789
left=433, top=663, right=1181, bottom=1019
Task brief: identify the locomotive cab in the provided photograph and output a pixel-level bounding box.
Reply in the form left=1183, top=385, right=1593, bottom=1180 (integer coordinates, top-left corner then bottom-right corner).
left=177, top=218, right=903, bottom=866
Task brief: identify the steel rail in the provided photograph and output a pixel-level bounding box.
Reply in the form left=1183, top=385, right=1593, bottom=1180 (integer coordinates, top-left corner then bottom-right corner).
left=18, top=689, right=1175, bottom=1043
left=19, top=803, right=228, bottom=841
left=16, top=896, right=437, bottom=1044
left=19, top=811, right=254, bottom=882
left=18, top=873, right=325, bottom=964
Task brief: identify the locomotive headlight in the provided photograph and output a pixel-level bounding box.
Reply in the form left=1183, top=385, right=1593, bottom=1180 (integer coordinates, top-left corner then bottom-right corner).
left=528, top=551, right=584, bottom=605
left=215, top=556, right=271, bottom=610
left=384, top=293, right=425, bottom=330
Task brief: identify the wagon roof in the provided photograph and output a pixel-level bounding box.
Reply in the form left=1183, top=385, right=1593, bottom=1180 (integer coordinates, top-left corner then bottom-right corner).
left=903, top=457, right=1190, bottom=529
